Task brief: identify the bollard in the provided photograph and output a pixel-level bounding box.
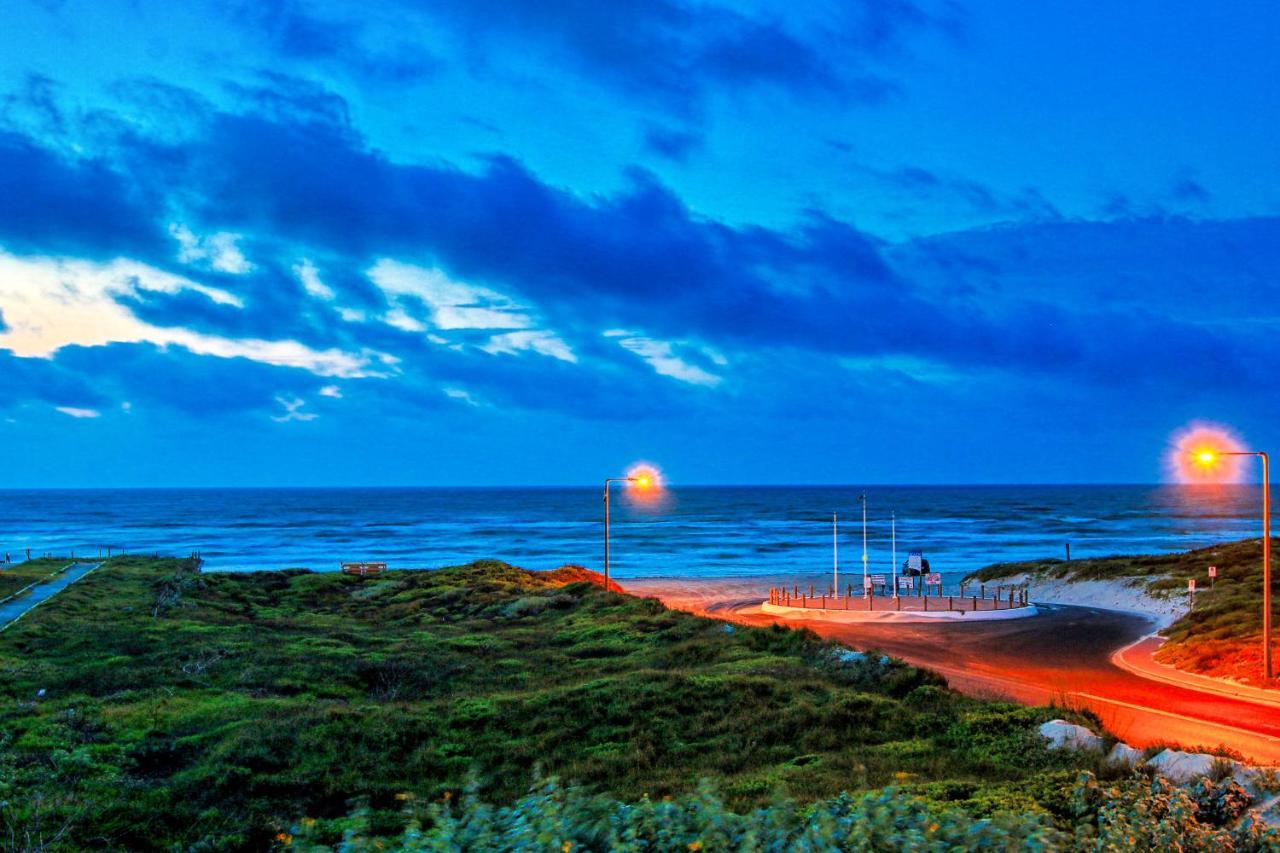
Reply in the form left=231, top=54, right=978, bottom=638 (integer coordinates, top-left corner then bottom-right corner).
left=869, top=593, right=874, bottom=612
left=971, top=595, right=977, bottom=612
left=980, top=583, right=985, bottom=599
left=821, top=594, right=826, bottom=609
left=948, top=595, right=953, bottom=611
left=924, top=596, right=928, bottom=612
left=896, top=595, right=902, bottom=611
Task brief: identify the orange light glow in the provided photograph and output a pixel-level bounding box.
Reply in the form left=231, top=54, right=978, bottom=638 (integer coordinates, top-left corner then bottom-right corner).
left=1167, top=422, right=1246, bottom=483
left=624, top=463, right=664, bottom=505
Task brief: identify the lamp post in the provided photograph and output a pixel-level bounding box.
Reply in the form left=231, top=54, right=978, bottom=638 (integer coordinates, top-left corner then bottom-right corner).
left=603, top=473, right=652, bottom=592
left=1195, top=449, right=1272, bottom=679
left=858, top=492, right=869, bottom=595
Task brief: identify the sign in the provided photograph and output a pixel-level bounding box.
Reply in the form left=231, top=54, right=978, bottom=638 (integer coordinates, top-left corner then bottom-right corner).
left=907, top=551, right=923, bottom=571
left=870, top=574, right=887, bottom=586
left=863, top=576, right=873, bottom=589
left=898, top=577, right=914, bottom=590
left=925, top=572, right=942, bottom=586
left=1208, top=565, right=1218, bottom=578
left=1188, top=578, right=1197, bottom=592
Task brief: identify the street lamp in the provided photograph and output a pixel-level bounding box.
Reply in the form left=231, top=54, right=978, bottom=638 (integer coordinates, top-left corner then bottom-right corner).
left=603, top=471, right=654, bottom=592
left=1194, top=448, right=1272, bottom=678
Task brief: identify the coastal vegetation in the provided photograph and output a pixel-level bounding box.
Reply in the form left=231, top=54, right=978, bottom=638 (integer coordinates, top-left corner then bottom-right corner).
left=968, top=537, right=1279, bottom=685
left=0, top=554, right=1273, bottom=849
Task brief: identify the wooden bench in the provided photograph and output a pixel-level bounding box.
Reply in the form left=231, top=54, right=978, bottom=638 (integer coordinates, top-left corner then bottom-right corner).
left=341, top=562, right=387, bottom=576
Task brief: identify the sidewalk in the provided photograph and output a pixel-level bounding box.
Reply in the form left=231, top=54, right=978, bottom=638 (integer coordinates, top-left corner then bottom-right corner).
left=1113, top=634, right=1280, bottom=710
left=0, top=562, right=102, bottom=631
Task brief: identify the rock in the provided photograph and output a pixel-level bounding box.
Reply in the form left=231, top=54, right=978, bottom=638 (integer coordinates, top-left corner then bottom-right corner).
left=1039, top=719, right=1103, bottom=751
left=1106, top=742, right=1143, bottom=768
left=835, top=649, right=867, bottom=664
left=1146, top=749, right=1223, bottom=784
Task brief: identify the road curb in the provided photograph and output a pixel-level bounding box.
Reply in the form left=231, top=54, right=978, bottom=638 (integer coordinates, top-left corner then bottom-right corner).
left=1111, top=633, right=1280, bottom=710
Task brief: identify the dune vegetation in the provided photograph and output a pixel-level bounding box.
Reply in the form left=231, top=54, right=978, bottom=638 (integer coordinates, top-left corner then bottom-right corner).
left=968, top=538, right=1279, bottom=685
left=0, top=555, right=1273, bottom=850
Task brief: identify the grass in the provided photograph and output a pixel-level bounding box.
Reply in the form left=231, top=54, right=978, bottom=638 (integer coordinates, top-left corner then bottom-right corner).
left=966, top=538, right=1279, bottom=686
left=0, top=554, right=1130, bottom=850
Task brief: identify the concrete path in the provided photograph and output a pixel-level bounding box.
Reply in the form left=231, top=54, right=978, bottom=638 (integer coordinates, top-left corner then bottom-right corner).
left=0, top=562, right=101, bottom=631
left=1113, top=634, right=1280, bottom=709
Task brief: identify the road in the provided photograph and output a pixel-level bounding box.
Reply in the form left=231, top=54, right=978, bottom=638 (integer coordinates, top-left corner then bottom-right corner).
left=626, top=578, right=1280, bottom=764
left=0, top=562, right=101, bottom=630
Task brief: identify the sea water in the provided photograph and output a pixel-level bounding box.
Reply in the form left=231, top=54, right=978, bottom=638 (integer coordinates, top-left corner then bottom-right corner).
left=0, top=485, right=1265, bottom=583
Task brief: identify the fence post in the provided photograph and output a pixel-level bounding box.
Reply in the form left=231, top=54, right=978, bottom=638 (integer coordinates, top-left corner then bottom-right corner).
left=897, top=595, right=901, bottom=611
left=924, top=595, right=928, bottom=612
left=948, top=595, right=953, bottom=611
left=971, top=595, right=977, bottom=612
left=821, top=594, right=826, bottom=609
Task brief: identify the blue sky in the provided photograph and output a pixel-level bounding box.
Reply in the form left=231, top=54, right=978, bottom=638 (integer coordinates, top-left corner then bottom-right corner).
left=1, top=0, right=1278, bottom=486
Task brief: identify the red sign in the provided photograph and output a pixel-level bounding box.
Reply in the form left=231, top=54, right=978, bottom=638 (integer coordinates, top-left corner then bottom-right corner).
left=1188, top=578, right=1196, bottom=592
left=925, top=572, right=942, bottom=585
left=1208, top=565, right=1217, bottom=578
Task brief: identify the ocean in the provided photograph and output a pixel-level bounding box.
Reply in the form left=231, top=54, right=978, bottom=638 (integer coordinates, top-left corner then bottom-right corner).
left=0, top=485, right=1266, bottom=583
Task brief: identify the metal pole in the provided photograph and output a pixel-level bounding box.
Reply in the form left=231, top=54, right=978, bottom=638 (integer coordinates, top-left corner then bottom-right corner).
left=860, top=492, right=868, bottom=595
left=1264, top=452, right=1272, bottom=680
left=891, top=512, right=897, bottom=598
left=833, top=513, right=838, bottom=598
left=603, top=482, right=610, bottom=592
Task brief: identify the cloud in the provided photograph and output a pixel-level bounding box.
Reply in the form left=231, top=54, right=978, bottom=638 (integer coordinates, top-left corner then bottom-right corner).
left=0, top=130, right=166, bottom=258
left=367, top=259, right=533, bottom=331
left=605, top=330, right=721, bottom=386
left=55, top=406, right=100, bottom=419
left=0, top=252, right=384, bottom=378
left=271, top=395, right=318, bottom=422
left=170, top=224, right=254, bottom=274
left=642, top=124, right=702, bottom=162
left=481, top=330, right=576, bottom=363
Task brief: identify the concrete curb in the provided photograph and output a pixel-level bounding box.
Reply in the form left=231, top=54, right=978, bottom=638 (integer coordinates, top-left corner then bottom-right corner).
left=759, top=601, right=1039, bottom=623
left=1111, top=633, right=1280, bottom=711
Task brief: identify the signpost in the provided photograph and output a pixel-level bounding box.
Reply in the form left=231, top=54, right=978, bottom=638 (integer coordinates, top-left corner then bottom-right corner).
left=1188, top=577, right=1197, bottom=609
left=871, top=573, right=887, bottom=592
left=1208, top=565, right=1217, bottom=589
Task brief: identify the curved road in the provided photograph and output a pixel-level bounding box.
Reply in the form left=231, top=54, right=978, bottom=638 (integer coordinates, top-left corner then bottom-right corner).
left=627, top=578, right=1280, bottom=763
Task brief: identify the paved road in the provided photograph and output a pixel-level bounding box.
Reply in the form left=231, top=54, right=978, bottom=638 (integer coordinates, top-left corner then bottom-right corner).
left=626, top=578, right=1280, bottom=763
left=0, top=562, right=101, bottom=630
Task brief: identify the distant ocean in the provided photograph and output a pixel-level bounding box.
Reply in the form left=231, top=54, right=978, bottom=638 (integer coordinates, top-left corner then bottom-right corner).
left=0, top=485, right=1265, bottom=582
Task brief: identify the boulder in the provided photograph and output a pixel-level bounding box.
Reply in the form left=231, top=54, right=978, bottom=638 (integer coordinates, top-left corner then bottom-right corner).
left=1039, top=719, right=1104, bottom=751
left=1106, top=742, right=1143, bottom=768
left=1146, top=749, right=1223, bottom=784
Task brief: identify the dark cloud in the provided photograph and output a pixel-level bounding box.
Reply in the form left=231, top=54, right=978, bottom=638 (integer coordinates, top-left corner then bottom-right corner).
left=0, top=351, right=108, bottom=412
left=0, top=130, right=166, bottom=258
left=226, top=1, right=439, bottom=84
left=642, top=124, right=702, bottom=162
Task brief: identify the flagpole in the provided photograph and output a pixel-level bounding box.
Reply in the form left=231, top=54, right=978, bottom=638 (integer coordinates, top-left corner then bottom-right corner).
left=860, top=492, right=869, bottom=596
left=892, top=511, right=897, bottom=598
left=832, top=513, right=838, bottom=597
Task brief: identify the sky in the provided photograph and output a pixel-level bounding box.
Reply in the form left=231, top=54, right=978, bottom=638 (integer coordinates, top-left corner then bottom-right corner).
left=0, top=0, right=1278, bottom=487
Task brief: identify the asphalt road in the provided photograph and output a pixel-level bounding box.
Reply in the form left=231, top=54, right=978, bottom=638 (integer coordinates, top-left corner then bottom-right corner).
left=734, top=602, right=1280, bottom=762
left=625, top=577, right=1280, bottom=764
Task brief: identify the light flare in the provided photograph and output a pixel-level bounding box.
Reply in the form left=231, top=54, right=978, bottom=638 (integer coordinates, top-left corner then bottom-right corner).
left=624, top=463, right=665, bottom=506
left=1167, top=421, right=1247, bottom=483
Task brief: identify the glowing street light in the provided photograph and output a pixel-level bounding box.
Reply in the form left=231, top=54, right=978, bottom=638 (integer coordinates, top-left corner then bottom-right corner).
left=1193, top=447, right=1272, bottom=679
left=602, top=466, right=659, bottom=592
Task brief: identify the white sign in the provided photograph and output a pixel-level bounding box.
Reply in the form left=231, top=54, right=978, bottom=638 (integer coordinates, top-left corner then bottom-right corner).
left=898, top=577, right=914, bottom=589
left=863, top=576, right=873, bottom=589
left=1208, top=566, right=1218, bottom=578
left=925, top=572, right=942, bottom=586
left=1188, top=578, right=1197, bottom=592
left=870, top=574, right=887, bottom=586
left=907, top=551, right=923, bottom=571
